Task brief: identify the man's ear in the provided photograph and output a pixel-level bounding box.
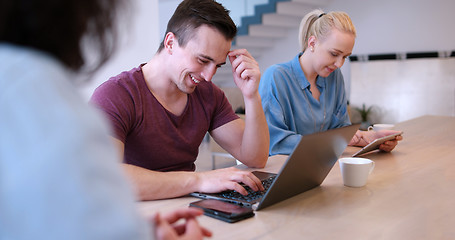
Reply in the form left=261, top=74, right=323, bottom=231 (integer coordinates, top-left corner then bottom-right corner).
left=164, top=32, right=176, bottom=54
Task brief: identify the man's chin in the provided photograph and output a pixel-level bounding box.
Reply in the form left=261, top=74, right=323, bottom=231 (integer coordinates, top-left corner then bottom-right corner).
left=179, top=85, right=196, bottom=94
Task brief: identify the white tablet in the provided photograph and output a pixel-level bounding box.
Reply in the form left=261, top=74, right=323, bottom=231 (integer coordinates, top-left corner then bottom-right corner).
left=352, top=131, right=403, bottom=157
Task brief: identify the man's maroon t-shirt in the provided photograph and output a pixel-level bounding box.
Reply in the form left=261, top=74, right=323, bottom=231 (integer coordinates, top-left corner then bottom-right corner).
left=90, top=65, right=238, bottom=171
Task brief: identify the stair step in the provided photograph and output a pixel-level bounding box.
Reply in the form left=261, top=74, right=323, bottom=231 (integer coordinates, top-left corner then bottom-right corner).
left=212, top=76, right=234, bottom=87
left=261, top=13, right=302, bottom=27
left=230, top=47, right=267, bottom=60
left=248, top=25, right=289, bottom=38
left=217, top=66, right=231, bottom=73
left=276, top=2, right=315, bottom=17
left=215, top=71, right=232, bottom=78
left=213, top=66, right=233, bottom=83
left=291, top=0, right=331, bottom=5
left=235, top=35, right=277, bottom=48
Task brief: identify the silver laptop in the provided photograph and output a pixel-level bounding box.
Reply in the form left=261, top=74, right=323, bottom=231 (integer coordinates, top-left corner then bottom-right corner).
left=191, top=124, right=359, bottom=211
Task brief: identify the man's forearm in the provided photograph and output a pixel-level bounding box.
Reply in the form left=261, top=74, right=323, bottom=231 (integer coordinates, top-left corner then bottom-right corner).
left=122, top=164, right=199, bottom=201
left=240, top=92, right=269, bottom=167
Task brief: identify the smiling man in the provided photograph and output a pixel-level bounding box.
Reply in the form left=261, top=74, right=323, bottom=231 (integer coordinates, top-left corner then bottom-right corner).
left=90, top=0, right=269, bottom=201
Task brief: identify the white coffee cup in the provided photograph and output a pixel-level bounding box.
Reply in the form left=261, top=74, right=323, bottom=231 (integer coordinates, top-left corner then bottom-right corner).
left=368, top=123, right=394, bottom=131
left=339, top=157, right=375, bottom=187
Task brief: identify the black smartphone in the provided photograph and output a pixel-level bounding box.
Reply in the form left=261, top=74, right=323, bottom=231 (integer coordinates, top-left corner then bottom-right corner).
left=189, top=199, right=254, bottom=223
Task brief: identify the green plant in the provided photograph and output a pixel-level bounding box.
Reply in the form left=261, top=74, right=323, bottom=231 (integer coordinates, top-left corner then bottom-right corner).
left=354, top=103, right=373, bottom=122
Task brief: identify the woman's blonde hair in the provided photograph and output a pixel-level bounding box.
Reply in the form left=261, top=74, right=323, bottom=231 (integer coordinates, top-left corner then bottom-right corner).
left=298, top=9, right=356, bottom=52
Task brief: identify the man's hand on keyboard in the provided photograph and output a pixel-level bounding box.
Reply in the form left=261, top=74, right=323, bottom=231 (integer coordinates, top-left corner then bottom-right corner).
left=195, top=167, right=265, bottom=195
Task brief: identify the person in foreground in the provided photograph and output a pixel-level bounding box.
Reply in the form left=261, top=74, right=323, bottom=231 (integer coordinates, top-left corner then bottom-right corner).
left=90, top=0, right=269, bottom=201
left=258, top=9, right=403, bottom=156
left=0, top=0, right=210, bottom=239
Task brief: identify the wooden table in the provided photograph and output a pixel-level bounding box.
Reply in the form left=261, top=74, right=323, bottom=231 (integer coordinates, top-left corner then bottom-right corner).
left=137, top=115, right=455, bottom=239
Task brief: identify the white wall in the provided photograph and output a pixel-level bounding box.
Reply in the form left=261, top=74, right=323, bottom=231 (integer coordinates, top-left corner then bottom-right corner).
left=350, top=58, right=455, bottom=123
left=158, top=0, right=180, bottom=44
left=78, top=0, right=160, bottom=100
left=327, top=0, right=455, bottom=123
left=327, top=0, right=455, bottom=55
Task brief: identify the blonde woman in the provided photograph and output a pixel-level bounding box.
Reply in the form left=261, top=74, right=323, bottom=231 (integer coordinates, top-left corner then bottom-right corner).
left=258, top=9, right=402, bottom=156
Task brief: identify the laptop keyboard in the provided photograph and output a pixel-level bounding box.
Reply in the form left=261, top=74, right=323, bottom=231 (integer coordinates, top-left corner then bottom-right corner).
left=217, top=175, right=276, bottom=202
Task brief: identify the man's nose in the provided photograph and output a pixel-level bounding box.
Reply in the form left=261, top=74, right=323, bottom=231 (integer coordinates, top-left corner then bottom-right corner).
left=201, top=65, right=217, bottom=82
